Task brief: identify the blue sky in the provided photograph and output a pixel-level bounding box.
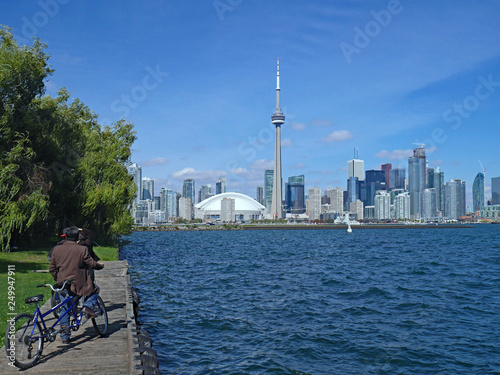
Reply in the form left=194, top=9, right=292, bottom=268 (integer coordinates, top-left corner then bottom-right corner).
left=3, top=0, right=500, bottom=207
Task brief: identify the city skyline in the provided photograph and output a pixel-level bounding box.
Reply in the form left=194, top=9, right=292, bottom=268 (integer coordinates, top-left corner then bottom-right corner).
left=3, top=1, right=500, bottom=205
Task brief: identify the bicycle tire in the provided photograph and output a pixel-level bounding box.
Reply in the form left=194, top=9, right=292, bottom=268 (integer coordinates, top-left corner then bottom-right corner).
left=91, top=296, right=108, bottom=336
left=50, top=290, right=62, bottom=318
left=5, top=313, right=44, bottom=369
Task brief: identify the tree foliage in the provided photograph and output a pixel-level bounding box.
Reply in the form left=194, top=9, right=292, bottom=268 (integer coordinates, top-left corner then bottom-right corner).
left=0, top=26, right=136, bottom=250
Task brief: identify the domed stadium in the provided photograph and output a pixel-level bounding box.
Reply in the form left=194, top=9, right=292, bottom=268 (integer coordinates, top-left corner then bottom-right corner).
left=194, top=192, right=266, bottom=222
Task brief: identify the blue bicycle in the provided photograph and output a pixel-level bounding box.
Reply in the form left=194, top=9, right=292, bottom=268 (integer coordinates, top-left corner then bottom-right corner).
left=5, top=279, right=108, bottom=369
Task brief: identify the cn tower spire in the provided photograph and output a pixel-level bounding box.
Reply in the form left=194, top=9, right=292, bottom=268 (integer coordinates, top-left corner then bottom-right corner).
left=270, top=58, right=285, bottom=219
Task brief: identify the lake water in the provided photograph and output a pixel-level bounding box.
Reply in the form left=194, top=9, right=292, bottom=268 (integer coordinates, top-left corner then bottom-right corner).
left=120, top=226, right=500, bottom=374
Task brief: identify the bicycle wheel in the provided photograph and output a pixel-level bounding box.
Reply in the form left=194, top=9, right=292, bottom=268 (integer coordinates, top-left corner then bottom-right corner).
left=5, top=313, right=44, bottom=369
left=92, top=296, right=108, bottom=336
left=50, top=290, right=62, bottom=318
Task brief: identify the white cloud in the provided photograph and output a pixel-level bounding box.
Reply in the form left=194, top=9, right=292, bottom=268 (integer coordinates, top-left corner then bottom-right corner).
left=312, top=119, right=332, bottom=127
left=320, top=130, right=353, bottom=143
left=170, top=167, right=227, bottom=181
left=140, top=157, right=168, bottom=166
left=282, top=138, right=293, bottom=147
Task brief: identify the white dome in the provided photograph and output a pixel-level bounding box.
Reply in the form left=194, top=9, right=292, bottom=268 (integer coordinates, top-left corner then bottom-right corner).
left=194, top=192, right=265, bottom=211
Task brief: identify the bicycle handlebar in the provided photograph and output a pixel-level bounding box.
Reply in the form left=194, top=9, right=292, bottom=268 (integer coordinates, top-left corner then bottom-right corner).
left=36, top=278, right=75, bottom=292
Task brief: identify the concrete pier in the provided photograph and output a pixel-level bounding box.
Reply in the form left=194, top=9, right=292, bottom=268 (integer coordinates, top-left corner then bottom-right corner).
left=1, top=260, right=144, bottom=374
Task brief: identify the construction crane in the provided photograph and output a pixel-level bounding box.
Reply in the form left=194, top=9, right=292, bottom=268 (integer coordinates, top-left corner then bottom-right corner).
left=412, top=143, right=427, bottom=149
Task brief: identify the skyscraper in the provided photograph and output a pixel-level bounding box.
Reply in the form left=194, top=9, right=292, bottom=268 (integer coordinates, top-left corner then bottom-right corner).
left=422, top=188, right=437, bottom=219
left=472, top=172, right=485, bottom=212
left=216, top=178, right=226, bottom=195
left=326, top=187, right=344, bottom=213
left=347, top=154, right=365, bottom=181
left=142, top=177, right=154, bottom=201
left=285, top=175, right=305, bottom=215
left=390, top=167, right=406, bottom=190
left=444, top=179, right=466, bottom=220
left=433, top=167, right=444, bottom=214
left=381, top=163, right=392, bottom=190
left=127, top=163, right=142, bottom=206
left=374, top=190, right=391, bottom=220
left=270, top=59, right=285, bottom=219
left=307, top=187, right=321, bottom=220
left=256, top=186, right=264, bottom=205
left=408, top=146, right=426, bottom=218
left=182, top=179, right=195, bottom=203
left=492, top=177, right=500, bottom=205
left=264, top=169, right=274, bottom=211
left=198, top=184, right=212, bottom=202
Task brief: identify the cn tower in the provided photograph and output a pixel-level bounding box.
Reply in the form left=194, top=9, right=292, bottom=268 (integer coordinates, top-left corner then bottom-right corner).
left=270, top=58, right=285, bottom=219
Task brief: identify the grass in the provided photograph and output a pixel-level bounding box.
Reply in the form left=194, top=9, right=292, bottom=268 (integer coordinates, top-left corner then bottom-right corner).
left=0, top=244, right=118, bottom=342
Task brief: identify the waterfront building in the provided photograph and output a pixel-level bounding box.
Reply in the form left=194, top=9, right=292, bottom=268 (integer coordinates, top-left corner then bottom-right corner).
left=256, top=186, right=264, bottom=205
left=182, top=179, right=196, bottom=203
left=472, top=172, right=485, bottom=212
left=270, top=59, right=286, bottom=219
left=364, top=206, right=375, bottom=219
left=194, top=192, right=266, bottom=222
left=216, top=178, right=226, bottom=195
left=433, top=167, right=445, bottom=214
left=444, top=179, right=466, bottom=220
left=285, top=175, right=305, bottom=215
left=264, top=169, right=274, bottom=212
left=326, top=187, right=344, bottom=213
left=153, top=196, right=160, bottom=211
left=307, top=187, right=322, bottom=220
left=142, top=177, right=154, bottom=201
left=390, top=167, right=406, bottom=189
left=374, top=191, right=391, bottom=220
left=492, top=177, right=500, bottom=205
left=422, top=188, right=437, bottom=219
left=480, top=205, right=500, bottom=220
left=179, top=197, right=193, bottom=220
left=127, top=163, right=142, bottom=205
left=220, top=198, right=236, bottom=222
left=426, top=166, right=434, bottom=189
left=167, top=189, right=178, bottom=218
left=349, top=199, right=364, bottom=220
left=381, top=163, right=392, bottom=190
left=394, top=191, right=411, bottom=220
left=408, top=146, right=426, bottom=218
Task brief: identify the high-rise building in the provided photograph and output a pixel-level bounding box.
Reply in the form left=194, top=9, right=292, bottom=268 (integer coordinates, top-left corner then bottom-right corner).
left=256, top=186, right=264, bottom=205
left=394, top=191, right=411, bottom=220
left=307, top=187, right=321, bottom=220
left=285, top=175, right=305, bottom=215
left=216, top=178, right=226, bottom=195
left=381, top=163, right=392, bottom=190
left=349, top=199, right=364, bottom=220
left=221, top=198, right=235, bottom=222
left=492, top=177, right=500, bottom=205
left=198, top=184, right=212, bottom=203
left=374, top=191, right=391, bottom=220
left=127, top=163, right=142, bottom=205
left=159, top=188, right=168, bottom=213
left=347, top=176, right=359, bottom=203
left=142, top=177, right=154, bottom=201
left=348, top=156, right=365, bottom=181
left=433, top=167, right=444, bottom=214
left=422, top=188, right=437, bottom=219
left=426, top=166, right=434, bottom=189
left=270, top=59, right=285, bottom=219
left=408, top=146, right=426, bottom=218
left=179, top=197, right=193, bottom=220
left=182, top=179, right=195, bottom=203
left=472, top=172, right=485, bottom=212
left=264, top=169, right=274, bottom=211
left=390, top=167, right=406, bottom=190
left=444, top=179, right=466, bottom=220
left=326, top=187, right=344, bottom=213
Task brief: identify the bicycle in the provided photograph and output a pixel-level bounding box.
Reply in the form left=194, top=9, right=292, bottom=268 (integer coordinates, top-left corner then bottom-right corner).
left=4, top=279, right=108, bottom=369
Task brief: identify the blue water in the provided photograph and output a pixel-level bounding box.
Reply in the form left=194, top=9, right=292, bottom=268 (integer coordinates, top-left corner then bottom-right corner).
left=120, top=226, right=500, bottom=374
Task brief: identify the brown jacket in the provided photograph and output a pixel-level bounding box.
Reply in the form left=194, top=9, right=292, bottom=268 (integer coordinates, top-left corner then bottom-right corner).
left=49, top=240, right=103, bottom=296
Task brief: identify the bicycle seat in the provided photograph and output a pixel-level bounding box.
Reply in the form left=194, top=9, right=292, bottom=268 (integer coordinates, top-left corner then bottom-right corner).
left=25, top=294, right=44, bottom=304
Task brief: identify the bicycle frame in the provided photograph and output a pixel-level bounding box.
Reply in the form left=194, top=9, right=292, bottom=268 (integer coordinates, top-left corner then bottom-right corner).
left=30, top=294, right=89, bottom=341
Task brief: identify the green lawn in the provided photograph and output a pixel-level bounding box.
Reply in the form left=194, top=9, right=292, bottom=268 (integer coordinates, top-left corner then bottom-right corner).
left=0, top=245, right=118, bottom=342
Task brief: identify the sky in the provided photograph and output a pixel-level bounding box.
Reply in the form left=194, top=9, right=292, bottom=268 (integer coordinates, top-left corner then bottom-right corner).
left=3, top=0, right=500, bottom=207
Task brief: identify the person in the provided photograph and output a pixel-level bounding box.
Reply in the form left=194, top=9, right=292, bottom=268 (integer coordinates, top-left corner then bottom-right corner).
left=77, top=228, right=99, bottom=281
left=49, top=226, right=104, bottom=344
left=47, top=229, right=69, bottom=262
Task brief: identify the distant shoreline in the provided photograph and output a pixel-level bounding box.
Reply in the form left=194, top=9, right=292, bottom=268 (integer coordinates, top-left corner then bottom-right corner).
left=134, top=223, right=478, bottom=232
